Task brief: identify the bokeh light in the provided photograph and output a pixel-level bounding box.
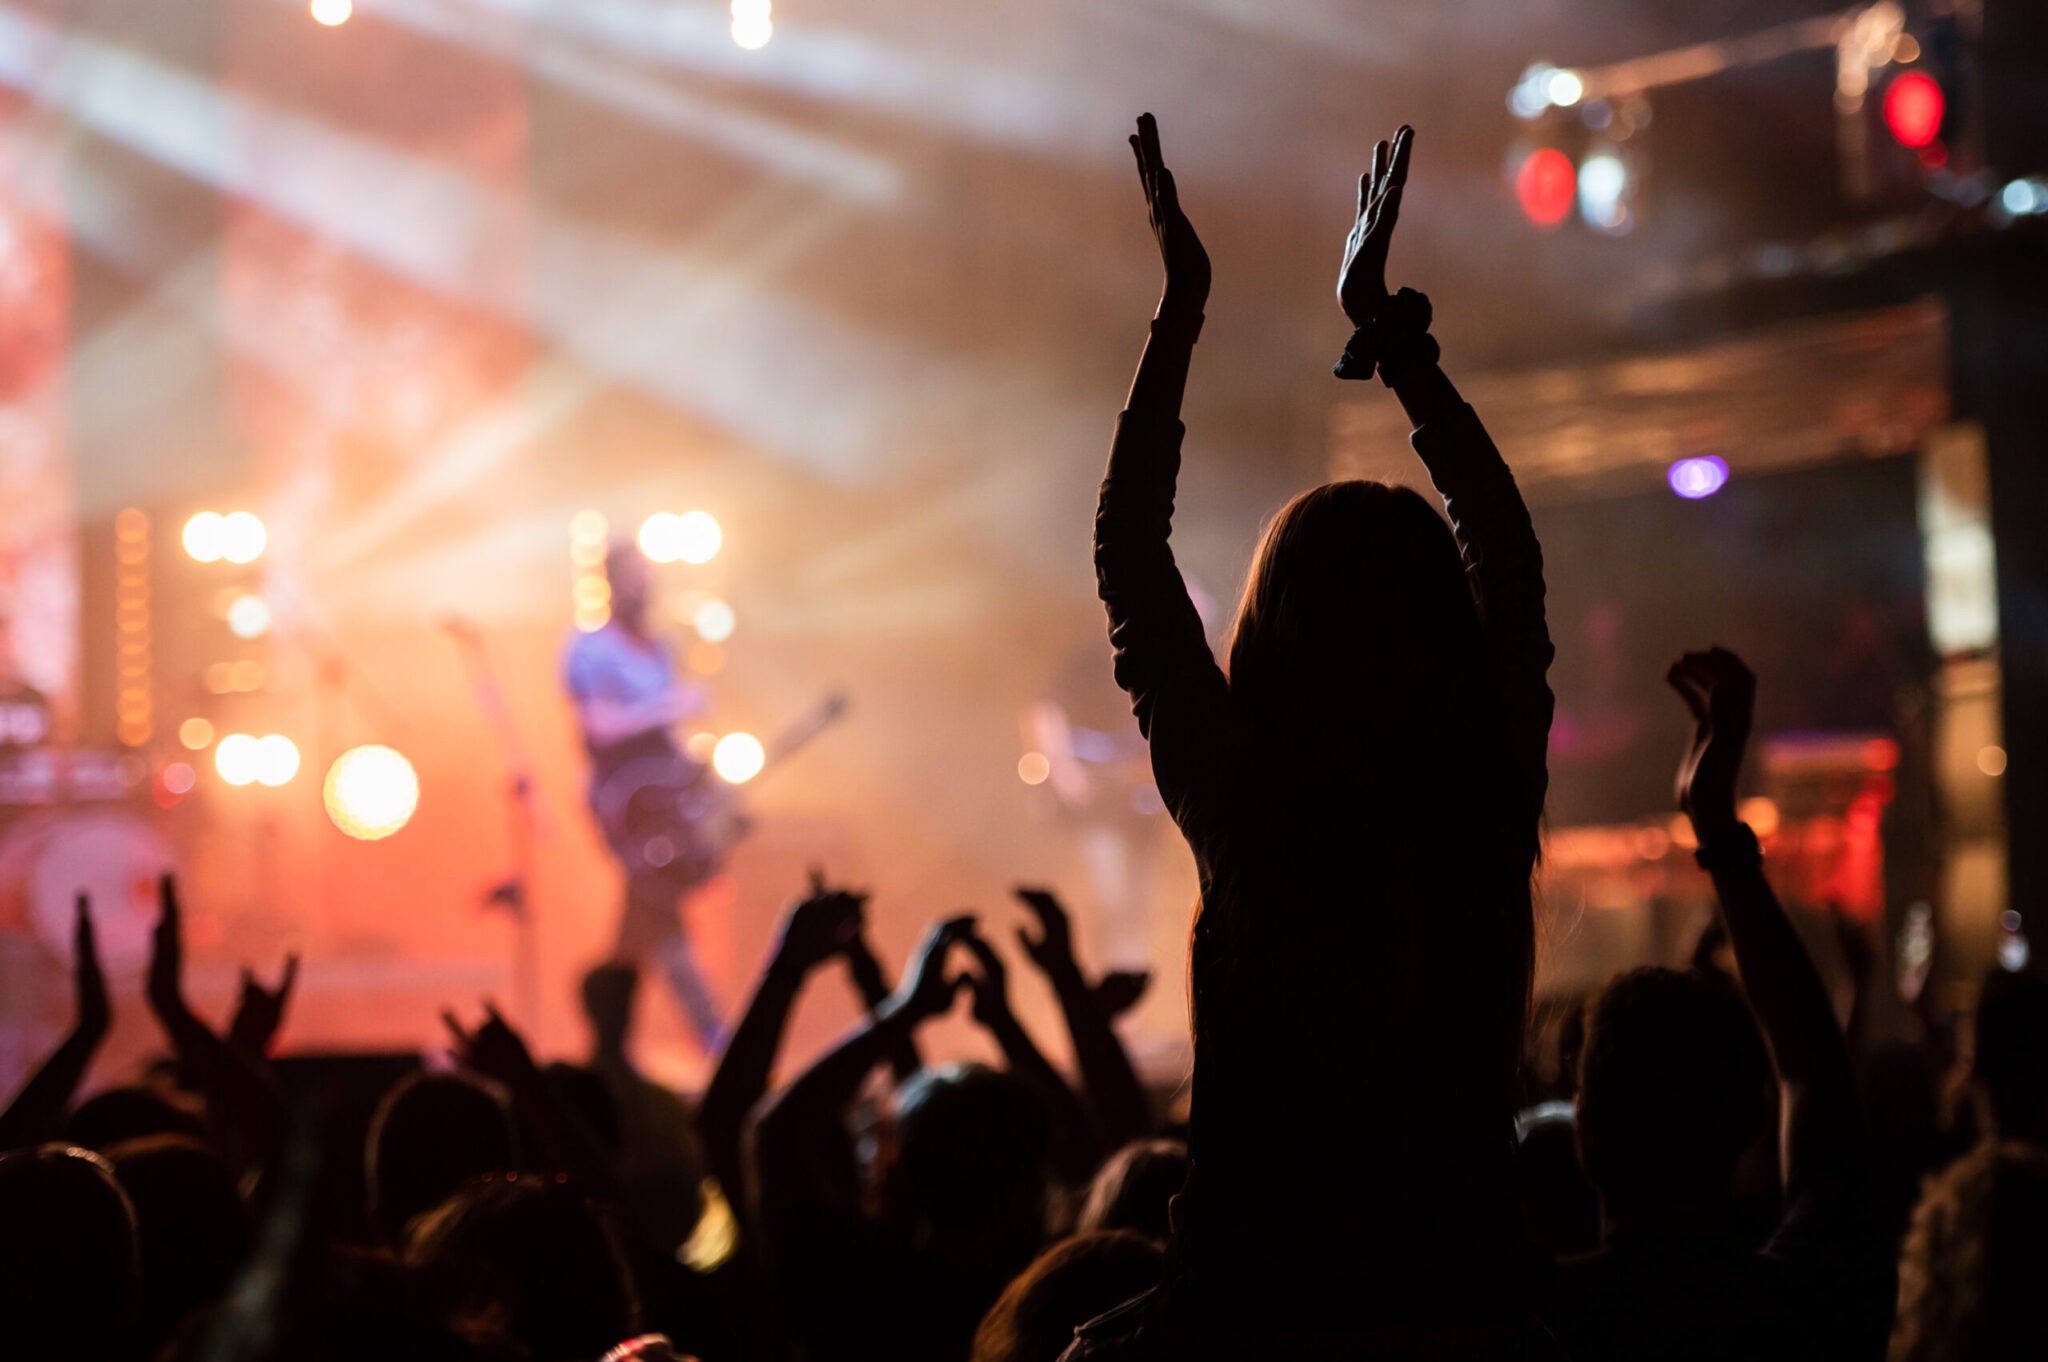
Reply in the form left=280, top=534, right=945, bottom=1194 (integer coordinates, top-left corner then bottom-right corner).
left=712, top=732, right=766, bottom=784
left=310, top=0, right=352, bottom=24
left=178, top=717, right=215, bottom=750
left=1018, top=752, right=1051, bottom=785
left=638, top=512, right=685, bottom=563
left=1514, top=148, right=1576, bottom=228
left=325, top=745, right=421, bottom=840
left=215, top=733, right=261, bottom=786
left=163, top=762, right=198, bottom=796
left=1979, top=745, right=2009, bottom=777
left=1882, top=70, right=1944, bottom=149
left=227, top=594, right=272, bottom=639
left=221, top=512, right=268, bottom=564
left=1668, top=455, right=1729, bottom=499
left=255, top=735, right=301, bottom=787
left=676, top=511, right=723, bottom=564
left=183, top=512, right=227, bottom=562
left=694, top=599, right=736, bottom=643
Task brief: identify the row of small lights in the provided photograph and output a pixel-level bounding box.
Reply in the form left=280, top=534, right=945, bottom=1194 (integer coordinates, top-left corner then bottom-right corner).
left=307, top=0, right=775, bottom=51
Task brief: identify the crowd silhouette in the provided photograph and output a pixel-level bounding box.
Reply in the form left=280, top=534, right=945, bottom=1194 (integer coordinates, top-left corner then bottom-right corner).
left=0, top=113, right=2038, bottom=1362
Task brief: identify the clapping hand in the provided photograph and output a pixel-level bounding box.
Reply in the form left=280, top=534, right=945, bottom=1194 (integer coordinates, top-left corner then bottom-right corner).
left=228, top=955, right=300, bottom=1059
left=443, top=1002, right=540, bottom=1088
left=1667, top=647, right=1757, bottom=842
left=1130, top=113, right=1210, bottom=322
left=74, top=896, right=110, bottom=1042
left=775, top=871, right=867, bottom=976
left=1338, top=125, right=1413, bottom=325
left=883, top=916, right=974, bottom=1026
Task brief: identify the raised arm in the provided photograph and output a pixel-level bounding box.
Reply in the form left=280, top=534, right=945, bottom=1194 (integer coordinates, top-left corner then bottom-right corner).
left=0, top=898, right=110, bottom=1150
left=1668, top=650, right=1865, bottom=1199
left=699, top=879, right=865, bottom=1202
left=1337, top=127, right=1555, bottom=841
left=1014, top=888, right=1150, bottom=1150
left=960, top=924, right=1102, bottom=1183
left=1097, top=113, right=1232, bottom=833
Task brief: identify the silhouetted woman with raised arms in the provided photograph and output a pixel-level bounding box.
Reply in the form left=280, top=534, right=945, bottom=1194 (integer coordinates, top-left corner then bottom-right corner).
left=1080, top=116, right=1554, bottom=1358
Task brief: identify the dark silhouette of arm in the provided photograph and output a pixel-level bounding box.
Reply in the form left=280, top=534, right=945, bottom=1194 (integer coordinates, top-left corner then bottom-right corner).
left=843, top=932, right=922, bottom=1082
left=962, top=926, right=1103, bottom=1182
left=0, top=898, right=109, bottom=1149
left=1015, top=888, right=1150, bottom=1149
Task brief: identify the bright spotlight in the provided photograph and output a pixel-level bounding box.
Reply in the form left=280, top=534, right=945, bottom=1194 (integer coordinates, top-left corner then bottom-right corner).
left=178, top=717, right=215, bottom=750
left=227, top=594, right=272, bottom=639
left=183, top=512, right=227, bottom=563
left=1018, top=752, right=1051, bottom=785
left=694, top=599, right=736, bottom=643
left=732, top=11, right=773, bottom=49
left=221, top=512, right=268, bottom=564
left=310, top=0, right=352, bottom=23
left=1544, top=68, right=1585, bottom=107
left=676, top=511, right=723, bottom=564
left=255, top=735, right=301, bottom=787
left=1514, top=147, right=1576, bottom=228
left=215, top=733, right=262, bottom=786
left=1667, top=455, right=1729, bottom=500
left=712, top=732, right=766, bottom=784
left=638, top=512, right=684, bottom=564
left=325, top=745, right=420, bottom=840
left=1576, top=152, right=1630, bottom=232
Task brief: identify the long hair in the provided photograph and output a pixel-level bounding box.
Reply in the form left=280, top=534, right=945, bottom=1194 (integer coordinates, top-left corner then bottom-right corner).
left=1223, top=479, right=1532, bottom=1035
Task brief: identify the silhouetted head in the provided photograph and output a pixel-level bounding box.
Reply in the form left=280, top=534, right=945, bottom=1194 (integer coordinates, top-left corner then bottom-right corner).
left=1575, top=968, right=1769, bottom=1229
left=407, top=1176, right=637, bottom=1362
left=581, top=960, right=640, bottom=1059
left=367, top=1073, right=517, bottom=1243
left=543, top=1061, right=625, bottom=1160
left=63, top=1084, right=209, bottom=1151
left=889, top=1064, right=1052, bottom=1262
left=1227, top=481, right=1489, bottom=769
left=606, top=539, right=652, bottom=631
left=1894, top=1141, right=2048, bottom=1362
left=104, top=1134, right=252, bottom=1352
left=1972, top=969, right=2048, bottom=1145
left=0, top=1144, right=141, bottom=1361
left=970, top=1231, right=1165, bottom=1362
left=1078, top=1138, right=1188, bottom=1243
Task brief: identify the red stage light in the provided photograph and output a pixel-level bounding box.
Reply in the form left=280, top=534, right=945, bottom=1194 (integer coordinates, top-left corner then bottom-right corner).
left=1515, top=148, right=1576, bottom=228
left=1883, top=70, right=1945, bottom=149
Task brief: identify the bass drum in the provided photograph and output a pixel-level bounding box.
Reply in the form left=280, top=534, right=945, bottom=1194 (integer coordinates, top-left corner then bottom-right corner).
left=0, top=811, right=174, bottom=971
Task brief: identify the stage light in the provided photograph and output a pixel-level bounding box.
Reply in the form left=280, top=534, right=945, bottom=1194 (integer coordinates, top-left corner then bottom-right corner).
left=693, top=599, right=736, bottom=643
left=1545, top=69, right=1585, bottom=108
left=215, top=733, right=261, bottom=786
left=311, top=0, right=352, bottom=23
left=1667, top=455, right=1729, bottom=499
left=1576, top=152, right=1630, bottom=233
left=163, top=762, right=197, bottom=796
left=179, top=718, right=215, bottom=750
left=1514, top=148, right=1575, bottom=228
left=325, top=745, right=420, bottom=840
left=1882, top=70, right=1944, bottom=149
left=1509, top=64, right=1558, bottom=120
left=226, top=594, right=271, bottom=639
left=638, top=512, right=684, bottom=564
left=1017, top=752, right=1051, bottom=786
left=676, top=511, right=723, bottom=565
left=183, top=512, right=227, bottom=563
left=254, top=735, right=301, bottom=787
left=2000, top=178, right=2048, bottom=217
left=685, top=731, right=719, bottom=763
left=1979, top=745, right=2008, bottom=777
left=1738, top=796, right=1780, bottom=840
left=731, top=0, right=772, bottom=51
left=711, top=732, right=766, bottom=784
left=221, top=512, right=267, bottom=564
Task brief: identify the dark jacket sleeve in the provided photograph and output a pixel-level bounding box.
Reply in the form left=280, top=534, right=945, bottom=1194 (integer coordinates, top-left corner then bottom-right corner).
left=1408, top=401, right=1555, bottom=858
left=1094, top=408, right=1233, bottom=843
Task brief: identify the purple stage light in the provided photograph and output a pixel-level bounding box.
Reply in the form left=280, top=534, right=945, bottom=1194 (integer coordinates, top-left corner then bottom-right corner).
left=1668, top=455, right=1729, bottom=500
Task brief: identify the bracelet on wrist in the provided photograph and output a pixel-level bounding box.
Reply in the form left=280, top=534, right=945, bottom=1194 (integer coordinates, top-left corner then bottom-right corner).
left=1694, top=821, right=1763, bottom=871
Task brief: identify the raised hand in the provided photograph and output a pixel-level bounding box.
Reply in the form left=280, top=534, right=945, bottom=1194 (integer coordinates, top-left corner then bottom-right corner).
left=884, top=915, right=974, bottom=1026
left=1130, top=112, right=1210, bottom=321
left=1338, top=125, right=1413, bottom=325
left=148, top=874, right=188, bottom=1022
left=774, top=874, right=866, bottom=976
left=1093, top=969, right=1151, bottom=1020
left=960, top=926, right=1014, bottom=1031
left=443, top=1001, right=540, bottom=1087
left=74, top=896, right=110, bottom=1041
left=1667, top=647, right=1757, bottom=841
left=227, top=955, right=300, bottom=1059
left=1013, top=886, right=1079, bottom=980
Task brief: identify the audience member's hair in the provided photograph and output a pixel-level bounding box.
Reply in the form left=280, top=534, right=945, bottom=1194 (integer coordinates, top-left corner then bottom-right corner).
left=366, top=1073, right=516, bottom=1243
left=1892, top=1140, right=2048, bottom=1362
left=104, top=1134, right=252, bottom=1351
left=1576, top=967, right=1770, bottom=1215
left=1078, top=1139, right=1188, bottom=1243
left=543, top=1060, right=625, bottom=1159
left=971, top=1231, right=1165, bottom=1362
left=0, top=1144, right=142, bottom=1362
left=62, top=1085, right=209, bottom=1151
left=407, top=1176, right=637, bottom=1362
left=890, top=1064, right=1053, bottom=1260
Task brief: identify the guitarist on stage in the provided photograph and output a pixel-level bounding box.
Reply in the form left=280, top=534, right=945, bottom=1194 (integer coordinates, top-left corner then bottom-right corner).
left=563, top=540, right=725, bottom=1047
